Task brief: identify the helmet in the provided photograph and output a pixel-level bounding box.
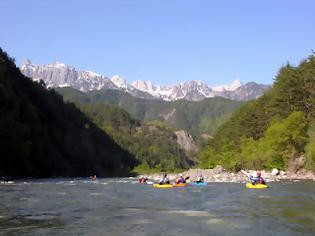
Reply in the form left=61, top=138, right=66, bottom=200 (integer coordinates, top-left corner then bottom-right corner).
left=257, top=172, right=261, bottom=177
left=179, top=174, right=183, bottom=177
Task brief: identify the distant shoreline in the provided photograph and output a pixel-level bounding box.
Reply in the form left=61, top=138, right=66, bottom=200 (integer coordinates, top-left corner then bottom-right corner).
left=137, top=166, right=315, bottom=183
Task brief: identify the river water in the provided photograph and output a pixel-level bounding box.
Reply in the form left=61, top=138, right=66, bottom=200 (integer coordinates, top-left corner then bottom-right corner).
left=0, top=179, right=314, bottom=236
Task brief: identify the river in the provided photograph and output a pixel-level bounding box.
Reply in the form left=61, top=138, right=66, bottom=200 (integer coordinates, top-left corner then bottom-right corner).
left=0, top=179, right=314, bottom=235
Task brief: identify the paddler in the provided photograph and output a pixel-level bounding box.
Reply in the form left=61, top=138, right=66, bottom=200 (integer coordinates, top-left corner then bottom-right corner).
left=139, top=176, right=148, bottom=184
left=159, top=174, right=170, bottom=185
left=175, top=174, right=185, bottom=184
left=90, top=175, right=97, bottom=181
left=250, top=172, right=265, bottom=185
left=196, top=174, right=204, bottom=183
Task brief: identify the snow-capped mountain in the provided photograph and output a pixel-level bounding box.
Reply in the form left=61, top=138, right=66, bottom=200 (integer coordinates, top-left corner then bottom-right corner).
left=132, top=80, right=214, bottom=101
left=216, top=82, right=270, bottom=101
left=21, top=59, right=118, bottom=92
left=111, top=75, right=128, bottom=90
left=20, top=60, right=270, bottom=101
left=131, top=79, right=267, bottom=101
left=212, top=79, right=242, bottom=92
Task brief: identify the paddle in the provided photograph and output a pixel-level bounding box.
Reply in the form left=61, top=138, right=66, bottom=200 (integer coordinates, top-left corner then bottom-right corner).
left=241, top=170, right=267, bottom=186
left=241, top=170, right=254, bottom=184
left=241, top=170, right=251, bottom=178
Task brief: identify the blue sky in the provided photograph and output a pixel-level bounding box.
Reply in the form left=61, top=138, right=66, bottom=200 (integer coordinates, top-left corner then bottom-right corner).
left=1, top=0, right=314, bottom=86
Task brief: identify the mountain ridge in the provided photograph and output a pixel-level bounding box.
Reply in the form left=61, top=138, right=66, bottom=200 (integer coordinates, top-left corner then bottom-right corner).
left=56, top=87, right=245, bottom=137
left=20, top=60, right=270, bottom=101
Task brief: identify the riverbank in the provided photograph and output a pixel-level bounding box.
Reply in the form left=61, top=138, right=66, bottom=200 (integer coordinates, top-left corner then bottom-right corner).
left=139, top=166, right=315, bottom=183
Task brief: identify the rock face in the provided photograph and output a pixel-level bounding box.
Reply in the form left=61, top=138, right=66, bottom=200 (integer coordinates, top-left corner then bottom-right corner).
left=174, top=130, right=198, bottom=152
left=20, top=59, right=118, bottom=92
left=288, top=155, right=307, bottom=173
left=21, top=60, right=270, bottom=101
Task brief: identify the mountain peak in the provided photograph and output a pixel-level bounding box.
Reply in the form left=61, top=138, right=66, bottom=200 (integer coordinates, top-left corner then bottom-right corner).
left=132, top=80, right=155, bottom=93
left=111, top=75, right=128, bottom=89
left=212, top=79, right=242, bottom=92
left=23, top=58, right=32, bottom=65
left=21, top=59, right=34, bottom=70
left=191, top=80, right=205, bottom=86
left=52, top=62, right=67, bottom=68
left=230, top=79, right=242, bottom=90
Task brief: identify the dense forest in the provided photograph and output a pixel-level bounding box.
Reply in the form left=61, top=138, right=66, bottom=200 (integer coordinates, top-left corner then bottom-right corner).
left=200, top=54, right=315, bottom=172
left=78, top=103, right=192, bottom=173
left=56, top=87, right=244, bottom=138
left=0, top=48, right=137, bottom=178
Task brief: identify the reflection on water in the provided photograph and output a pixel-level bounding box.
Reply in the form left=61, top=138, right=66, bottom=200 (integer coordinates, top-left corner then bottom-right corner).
left=0, top=179, right=315, bottom=235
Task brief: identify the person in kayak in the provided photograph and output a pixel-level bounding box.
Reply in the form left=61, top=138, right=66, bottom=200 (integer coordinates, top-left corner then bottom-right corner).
left=196, top=174, right=204, bottom=183
left=90, top=175, right=97, bottom=181
left=250, top=172, right=265, bottom=185
left=175, top=174, right=185, bottom=184
left=159, top=174, right=170, bottom=185
left=139, top=176, right=148, bottom=184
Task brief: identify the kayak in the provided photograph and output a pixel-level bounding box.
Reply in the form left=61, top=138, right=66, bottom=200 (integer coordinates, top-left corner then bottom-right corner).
left=246, top=183, right=268, bottom=189
left=153, top=184, right=173, bottom=188
left=190, top=182, right=207, bottom=186
left=173, top=183, right=187, bottom=187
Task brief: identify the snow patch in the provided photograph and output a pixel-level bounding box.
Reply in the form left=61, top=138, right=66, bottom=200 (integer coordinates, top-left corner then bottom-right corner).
left=212, top=79, right=242, bottom=92
left=111, top=75, right=128, bottom=89
left=85, top=70, right=101, bottom=77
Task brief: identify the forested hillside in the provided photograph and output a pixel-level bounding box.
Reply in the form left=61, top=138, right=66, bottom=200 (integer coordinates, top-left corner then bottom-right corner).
left=56, top=87, right=244, bottom=137
left=0, top=48, right=136, bottom=178
left=200, top=54, right=315, bottom=172
left=78, top=103, right=192, bottom=173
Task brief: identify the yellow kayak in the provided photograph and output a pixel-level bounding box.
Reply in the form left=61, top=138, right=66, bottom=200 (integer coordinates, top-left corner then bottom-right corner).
left=246, top=183, right=268, bottom=189
left=153, top=184, right=173, bottom=188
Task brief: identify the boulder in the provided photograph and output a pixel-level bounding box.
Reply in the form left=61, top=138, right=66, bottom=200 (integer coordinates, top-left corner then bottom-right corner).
left=271, top=168, right=280, bottom=176
left=213, top=165, right=225, bottom=174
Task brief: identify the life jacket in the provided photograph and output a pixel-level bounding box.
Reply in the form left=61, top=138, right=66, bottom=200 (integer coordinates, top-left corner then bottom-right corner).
left=258, top=178, right=265, bottom=185
left=197, top=177, right=204, bottom=183
left=250, top=176, right=265, bottom=185
left=250, top=176, right=259, bottom=184
left=160, top=178, right=169, bottom=184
